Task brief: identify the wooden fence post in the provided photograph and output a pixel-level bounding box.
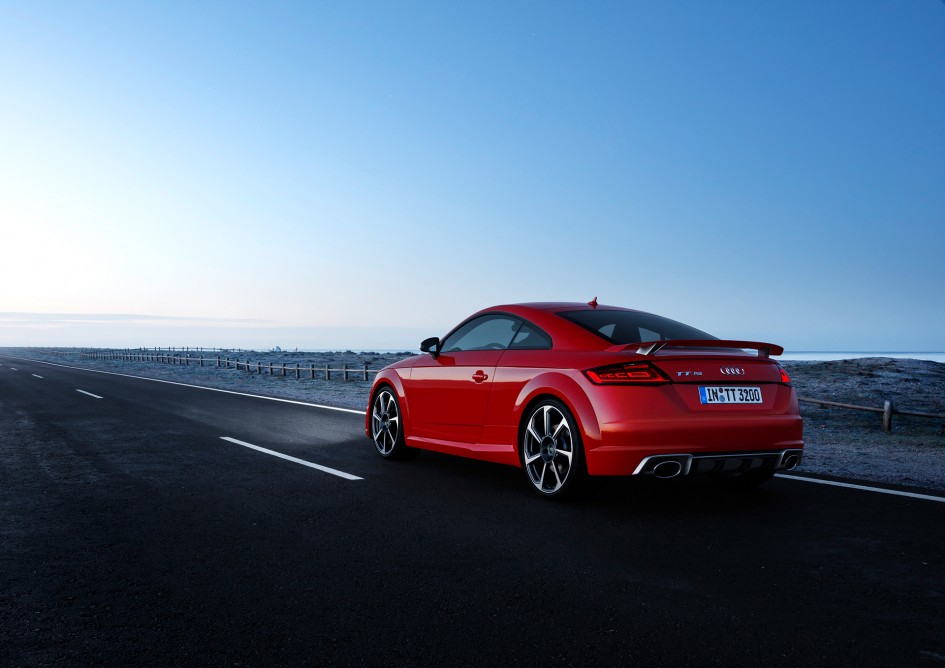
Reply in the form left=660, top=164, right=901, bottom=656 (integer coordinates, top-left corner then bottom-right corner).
left=282, top=363, right=287, bottom=377
left=363, top=363, right=369, bottom=381
left=269, top=362, right=273, bottom=375
left=326, top=365, right=331, bottom=381
left=343, top=364, right=348, bottom=381
left=882, top=400, right=893, bottom=433
left=295, top=363, right=300, bottom=379
left=310, top=364, right=315, bottom=380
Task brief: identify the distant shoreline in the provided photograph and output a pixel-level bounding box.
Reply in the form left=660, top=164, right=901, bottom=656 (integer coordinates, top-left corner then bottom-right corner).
left=781, top=352, right=945, bottom=363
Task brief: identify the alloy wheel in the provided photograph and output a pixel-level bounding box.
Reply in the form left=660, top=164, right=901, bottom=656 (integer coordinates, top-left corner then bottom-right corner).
left=522, top=403, right=576, bottom=495
left=371, top=389, right=400, bottom=456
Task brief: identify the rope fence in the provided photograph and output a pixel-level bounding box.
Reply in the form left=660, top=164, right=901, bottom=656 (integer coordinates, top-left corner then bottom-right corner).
left=79, top=350, right=379, bottom=381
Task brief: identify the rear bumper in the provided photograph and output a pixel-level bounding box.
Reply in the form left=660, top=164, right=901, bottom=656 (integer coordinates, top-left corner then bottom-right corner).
left=584, top=414, right=804, bottom=476
left=632, top=449, right=803, bottom=479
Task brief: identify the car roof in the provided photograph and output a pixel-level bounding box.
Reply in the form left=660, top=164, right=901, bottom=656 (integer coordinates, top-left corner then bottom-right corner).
left=486, top=302, right=636, bottom=314
left=464, top=302, right=636, bottom=351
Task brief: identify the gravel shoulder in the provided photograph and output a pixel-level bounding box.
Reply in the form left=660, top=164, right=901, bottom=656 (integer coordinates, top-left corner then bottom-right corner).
left=5, top=348, right=943, bottom=492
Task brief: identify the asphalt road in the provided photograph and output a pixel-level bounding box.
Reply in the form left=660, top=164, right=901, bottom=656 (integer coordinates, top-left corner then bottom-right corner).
left=2, top=355, right=944, bottom=666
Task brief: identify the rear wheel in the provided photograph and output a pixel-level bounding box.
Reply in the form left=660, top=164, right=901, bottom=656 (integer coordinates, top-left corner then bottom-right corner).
left=520, top=399, right=585, bottom=499
left=370, top=387, right=412, bottom=459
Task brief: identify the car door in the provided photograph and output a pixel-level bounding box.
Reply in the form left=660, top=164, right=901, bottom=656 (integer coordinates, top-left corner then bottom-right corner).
left=408, top=314, right=522, bottom=445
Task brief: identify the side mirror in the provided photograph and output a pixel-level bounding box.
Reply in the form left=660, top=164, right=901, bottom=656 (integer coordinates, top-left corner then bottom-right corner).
left=420, top=337, right=441, bottom=358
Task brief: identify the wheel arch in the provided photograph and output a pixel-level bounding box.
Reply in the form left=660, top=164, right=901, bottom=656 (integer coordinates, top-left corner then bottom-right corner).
left=511, top=372, right=602, bottom=460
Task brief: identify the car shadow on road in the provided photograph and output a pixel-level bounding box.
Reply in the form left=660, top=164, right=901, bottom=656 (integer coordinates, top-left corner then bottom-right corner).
left=398, top=449, right=790, bottom=518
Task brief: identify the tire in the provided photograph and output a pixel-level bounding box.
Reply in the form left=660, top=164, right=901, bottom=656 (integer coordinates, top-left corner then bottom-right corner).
left=520, top=398, right=586, bottom=499
left=370, top=387, right=413, bottom=460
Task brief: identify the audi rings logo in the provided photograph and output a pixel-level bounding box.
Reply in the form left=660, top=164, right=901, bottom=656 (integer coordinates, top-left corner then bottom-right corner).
left=720, top=366, right=745, bottom=376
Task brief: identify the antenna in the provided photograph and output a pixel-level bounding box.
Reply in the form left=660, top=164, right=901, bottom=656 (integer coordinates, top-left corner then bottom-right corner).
left=587, top=296, right=598, bottom=308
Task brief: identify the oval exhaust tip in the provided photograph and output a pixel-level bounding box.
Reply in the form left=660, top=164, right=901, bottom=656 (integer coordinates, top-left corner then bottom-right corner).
left=653, top=460, right=683, bottom=479
left=782, top=454, right=800, bottom=470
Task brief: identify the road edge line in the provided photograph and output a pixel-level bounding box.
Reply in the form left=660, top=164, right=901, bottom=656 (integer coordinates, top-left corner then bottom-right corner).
left=775, top=473, right=945, bottom=503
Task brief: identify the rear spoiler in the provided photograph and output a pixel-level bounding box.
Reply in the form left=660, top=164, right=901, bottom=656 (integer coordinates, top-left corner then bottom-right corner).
left=611, top=339, right=784, bottom=358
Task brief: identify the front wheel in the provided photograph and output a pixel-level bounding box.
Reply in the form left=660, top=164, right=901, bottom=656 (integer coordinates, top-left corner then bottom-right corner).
left=520, top=399, right=585, bottom=499
left=370, top=387, right=413, bottom=460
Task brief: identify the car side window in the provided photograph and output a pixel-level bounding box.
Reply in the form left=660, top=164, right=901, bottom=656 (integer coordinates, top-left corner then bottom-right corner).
left=441, top=315, right=521, bottom=353
left=509, top=321, right=552, bottom=350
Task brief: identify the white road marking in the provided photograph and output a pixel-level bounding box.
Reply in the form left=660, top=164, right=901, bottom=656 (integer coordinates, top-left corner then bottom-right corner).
left=1, top=356, right=366, bottom=415
left=220, top=436, right=362, bottom=480
left=10, top=367, right=18, bottom=371
left=76, top=389, right=103, bottom=399
left=777, top=473, right=945, bottom=504
left=32, top=374, right=44, bottom=379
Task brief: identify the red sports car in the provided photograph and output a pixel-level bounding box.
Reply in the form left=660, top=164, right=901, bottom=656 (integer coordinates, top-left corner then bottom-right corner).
left=366, top=301, right=804, bottom=498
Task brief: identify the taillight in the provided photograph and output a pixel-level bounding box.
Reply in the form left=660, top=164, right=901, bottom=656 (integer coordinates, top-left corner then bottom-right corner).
left=585, top=362, right=670, bottom=385
left=777, top=363, right=791, bottom=385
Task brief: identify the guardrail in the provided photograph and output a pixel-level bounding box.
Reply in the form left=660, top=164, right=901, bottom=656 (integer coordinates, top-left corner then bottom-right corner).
left=798, top=396, right=945, bottom=433
left=79, top=351, right=379, bottom=381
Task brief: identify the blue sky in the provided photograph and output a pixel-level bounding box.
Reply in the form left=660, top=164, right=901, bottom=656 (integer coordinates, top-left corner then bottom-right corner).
left=1, top=1, right=943, bottom=350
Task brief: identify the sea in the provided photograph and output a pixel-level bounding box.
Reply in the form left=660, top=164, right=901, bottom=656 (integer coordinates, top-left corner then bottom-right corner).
left=780, top=352, right=945, bottom=363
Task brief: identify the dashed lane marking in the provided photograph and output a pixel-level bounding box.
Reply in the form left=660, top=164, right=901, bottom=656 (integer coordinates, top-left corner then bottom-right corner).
left=76, top=389, right=103, bottom=399
left=776, top=473, right=945, bottom=503
left=220, top=436, right=362, bottom=481
left=32, top=374, right=44, bottom=379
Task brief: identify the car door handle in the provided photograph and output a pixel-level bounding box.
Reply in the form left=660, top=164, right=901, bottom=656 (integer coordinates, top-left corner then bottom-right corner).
left=471, top=370, right=489, bottom=383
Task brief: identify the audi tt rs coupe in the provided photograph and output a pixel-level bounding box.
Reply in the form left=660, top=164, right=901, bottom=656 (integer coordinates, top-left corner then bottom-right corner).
left=366, top=301, right=804, bottom=498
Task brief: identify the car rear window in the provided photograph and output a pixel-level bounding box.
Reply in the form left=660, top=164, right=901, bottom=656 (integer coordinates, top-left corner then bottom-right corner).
left=558, top=309, right=716, bottom=345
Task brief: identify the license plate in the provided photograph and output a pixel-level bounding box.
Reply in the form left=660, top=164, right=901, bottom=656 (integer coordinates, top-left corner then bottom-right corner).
left=699, top=386, right=763, bottom=404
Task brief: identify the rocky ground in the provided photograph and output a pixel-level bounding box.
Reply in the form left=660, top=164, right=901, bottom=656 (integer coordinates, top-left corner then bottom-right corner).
left=4, top=349, right=943, bottom=491
left=783, top=358, right=945, bottom=491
